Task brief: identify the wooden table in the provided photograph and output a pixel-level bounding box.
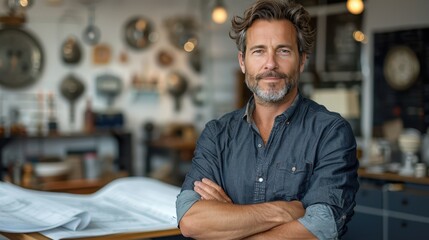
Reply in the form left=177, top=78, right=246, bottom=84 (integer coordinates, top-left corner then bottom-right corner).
left=1, top=228, right=182, bottom=240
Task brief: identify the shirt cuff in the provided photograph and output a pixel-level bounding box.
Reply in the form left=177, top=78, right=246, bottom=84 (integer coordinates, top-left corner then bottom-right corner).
left=176, top=190, right=201, bottom=225
left=298, top=204, right=338, bottom=240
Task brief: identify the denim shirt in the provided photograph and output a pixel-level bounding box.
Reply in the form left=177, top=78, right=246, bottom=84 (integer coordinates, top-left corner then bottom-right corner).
left=177, top=93, right=359, bottom=238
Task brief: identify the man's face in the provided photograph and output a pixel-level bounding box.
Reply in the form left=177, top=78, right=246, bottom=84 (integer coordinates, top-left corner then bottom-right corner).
left=238, top=20, right=306, bottom=104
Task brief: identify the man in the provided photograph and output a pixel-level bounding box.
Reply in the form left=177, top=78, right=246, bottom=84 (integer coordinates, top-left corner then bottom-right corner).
left=176, top=0, right=359, bottom=239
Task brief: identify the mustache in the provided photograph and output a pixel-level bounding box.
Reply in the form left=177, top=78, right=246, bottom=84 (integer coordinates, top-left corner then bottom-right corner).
left=255, top=71, right=288, bottom=81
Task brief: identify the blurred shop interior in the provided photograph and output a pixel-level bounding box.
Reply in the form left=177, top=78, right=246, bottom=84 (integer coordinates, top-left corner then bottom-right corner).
left=0, top=0, right=429, bottom=237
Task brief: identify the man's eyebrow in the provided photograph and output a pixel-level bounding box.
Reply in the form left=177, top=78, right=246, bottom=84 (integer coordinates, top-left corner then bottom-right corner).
left=276, top=44, right=294, bottom=49
left=248, top=44, right=294, bottom=51
left=248, top=45, right=266, bottom=51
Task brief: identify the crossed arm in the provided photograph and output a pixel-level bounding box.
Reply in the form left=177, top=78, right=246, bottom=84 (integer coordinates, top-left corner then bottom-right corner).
left=179, top=178, right=317, bottom=240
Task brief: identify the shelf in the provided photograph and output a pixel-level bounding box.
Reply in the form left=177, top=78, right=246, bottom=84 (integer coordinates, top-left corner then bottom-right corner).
left=1, top=129, right=130, bottom=140
left=358, top=168, right=429, bottom=186
left=25, top=171, right=129, bottom=194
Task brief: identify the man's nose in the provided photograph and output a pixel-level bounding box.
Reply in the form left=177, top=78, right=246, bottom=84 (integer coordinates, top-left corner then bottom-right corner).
left=264, top=52, right=278, bottom=70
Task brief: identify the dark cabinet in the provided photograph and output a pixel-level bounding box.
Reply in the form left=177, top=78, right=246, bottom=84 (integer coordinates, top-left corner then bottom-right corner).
left=386, top=188, right=429, bottom=240
left=387, top=189, right=429, bottom=217
left=345, top=212, right=383, bottom=240
left=345, top=181, right=429, bottom=240
left=388, top=218, right=429, bottom=240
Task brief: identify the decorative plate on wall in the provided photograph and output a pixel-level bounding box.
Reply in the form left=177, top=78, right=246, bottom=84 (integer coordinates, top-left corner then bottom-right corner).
left=0, top=28, right=44, bottom=89
left=124, top=16, right=155, bottom=50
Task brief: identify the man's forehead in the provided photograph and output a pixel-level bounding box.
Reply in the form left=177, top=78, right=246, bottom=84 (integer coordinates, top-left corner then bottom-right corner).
left=246, top=20, right=298, bottom=47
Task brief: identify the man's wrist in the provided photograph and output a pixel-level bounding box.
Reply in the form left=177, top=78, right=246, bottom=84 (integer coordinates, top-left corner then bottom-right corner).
left=263, top=200, right=305, bottom=223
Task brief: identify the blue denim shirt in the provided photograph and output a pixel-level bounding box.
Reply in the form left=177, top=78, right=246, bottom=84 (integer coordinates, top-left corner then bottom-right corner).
left=177, top=93, right=359, bottom=238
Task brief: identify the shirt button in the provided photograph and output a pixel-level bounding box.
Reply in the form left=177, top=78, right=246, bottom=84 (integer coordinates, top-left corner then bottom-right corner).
left=291, top=166, right=296, bottom=172
left=257, top=143, right=262, bottom=148
left=258, top=177, right=264, bottom=182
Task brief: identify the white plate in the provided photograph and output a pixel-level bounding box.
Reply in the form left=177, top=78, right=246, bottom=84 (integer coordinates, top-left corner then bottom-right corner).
left=34, top=162, right=71, bottom=177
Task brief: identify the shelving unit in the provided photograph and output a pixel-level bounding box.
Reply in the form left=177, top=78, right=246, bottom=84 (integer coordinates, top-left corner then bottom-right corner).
left=0, top=130, right=133, bottom=182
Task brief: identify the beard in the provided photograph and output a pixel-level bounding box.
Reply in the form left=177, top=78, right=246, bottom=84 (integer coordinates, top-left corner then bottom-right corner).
left=245, top=70, right=297, bottom=104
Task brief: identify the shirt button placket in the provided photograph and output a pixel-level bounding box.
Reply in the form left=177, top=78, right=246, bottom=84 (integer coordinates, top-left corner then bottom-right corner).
left=254, top=140, right=265, bottom=202
left=254, top=176, right=266, bottom=202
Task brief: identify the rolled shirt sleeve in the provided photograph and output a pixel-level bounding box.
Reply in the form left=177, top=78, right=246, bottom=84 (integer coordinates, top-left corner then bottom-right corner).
left=298, top=204, right=338, bottom=240
left=176, top=190, right=200, bottom=224
left=300, top=118, right=359, bottom=237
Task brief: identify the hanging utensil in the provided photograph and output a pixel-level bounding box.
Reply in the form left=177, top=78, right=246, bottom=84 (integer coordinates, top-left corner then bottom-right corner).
left=96, top=74, right=122, bottom=109
left=166, top=71, right=188, bottom=111
left=82, top=4, right=100, bottom=45
left=60, top=74, right=85, bottom=124
left=61, top=35, right=82, bottom=64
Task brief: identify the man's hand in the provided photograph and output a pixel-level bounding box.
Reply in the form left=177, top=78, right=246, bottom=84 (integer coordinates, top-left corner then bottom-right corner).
left=194, top=178, right=233, bottom=203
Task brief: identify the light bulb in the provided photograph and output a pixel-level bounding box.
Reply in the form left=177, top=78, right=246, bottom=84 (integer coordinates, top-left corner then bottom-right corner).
left=20, top=0, right=29, bottom=7
left=353, top=30, right=365, bottom=42
left=212, top=6, right=228, bottom=24
left=347, top=0, right=364, bottom=15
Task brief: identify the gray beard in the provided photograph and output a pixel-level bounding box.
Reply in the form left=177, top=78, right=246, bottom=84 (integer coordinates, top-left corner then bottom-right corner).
left=256, top=84, right=291, bottom=103
left=246, top=80, right=293, bottom=104
left=245, top=69, right=297, bottom=104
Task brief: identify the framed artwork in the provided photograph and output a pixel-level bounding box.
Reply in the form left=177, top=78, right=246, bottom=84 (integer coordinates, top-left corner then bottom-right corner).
left=325, top=12, right=362, bottom=72
left=92, top=44, right=111, bottom=65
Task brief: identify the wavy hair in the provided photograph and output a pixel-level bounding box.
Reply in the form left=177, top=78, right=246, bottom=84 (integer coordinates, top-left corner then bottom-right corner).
left=230, top=0, right=315, bottom=58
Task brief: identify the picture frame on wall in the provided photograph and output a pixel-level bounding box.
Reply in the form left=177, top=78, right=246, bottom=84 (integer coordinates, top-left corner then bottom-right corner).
left=325, top=12, right=362, bottom=73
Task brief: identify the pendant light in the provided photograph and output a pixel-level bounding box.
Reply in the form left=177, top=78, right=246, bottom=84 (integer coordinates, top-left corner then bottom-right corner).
left=347, top=0, right=364, bottom=15
left=211, top=0, right=228, bottom=24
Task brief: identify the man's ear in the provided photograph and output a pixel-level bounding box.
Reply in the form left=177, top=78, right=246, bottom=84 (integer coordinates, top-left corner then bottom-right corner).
left=238, top=52, right=245, bottom=73
left=299, top=53, right=307, bottom=73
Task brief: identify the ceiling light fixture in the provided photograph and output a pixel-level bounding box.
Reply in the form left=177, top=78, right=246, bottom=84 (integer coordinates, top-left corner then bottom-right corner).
left=211, top=0, right=228, bottom=24
left=346, top=0, right=364, bottom=15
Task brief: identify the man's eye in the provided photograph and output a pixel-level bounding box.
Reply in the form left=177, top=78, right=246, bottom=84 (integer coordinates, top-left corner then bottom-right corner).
left=252, top=49, right=263, bottom=54
left=278, top=49, right=291, bottom=55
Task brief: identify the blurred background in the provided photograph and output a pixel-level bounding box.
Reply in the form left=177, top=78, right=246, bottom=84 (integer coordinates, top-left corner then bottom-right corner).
left=0, top=0, right=428, bottom=178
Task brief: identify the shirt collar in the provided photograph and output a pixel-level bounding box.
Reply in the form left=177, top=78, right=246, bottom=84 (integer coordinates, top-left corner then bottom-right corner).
left=243, top=96, right=255, bottom=124
left=242, top=92, right=302, bottom=124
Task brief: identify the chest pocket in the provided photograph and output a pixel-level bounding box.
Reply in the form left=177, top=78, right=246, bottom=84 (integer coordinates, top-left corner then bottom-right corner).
left=274, top=161, right=313, bottom=199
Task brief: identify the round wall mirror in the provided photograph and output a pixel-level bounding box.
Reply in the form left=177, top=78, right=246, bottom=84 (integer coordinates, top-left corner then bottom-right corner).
left=0, top=28, right=44, bottom=89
